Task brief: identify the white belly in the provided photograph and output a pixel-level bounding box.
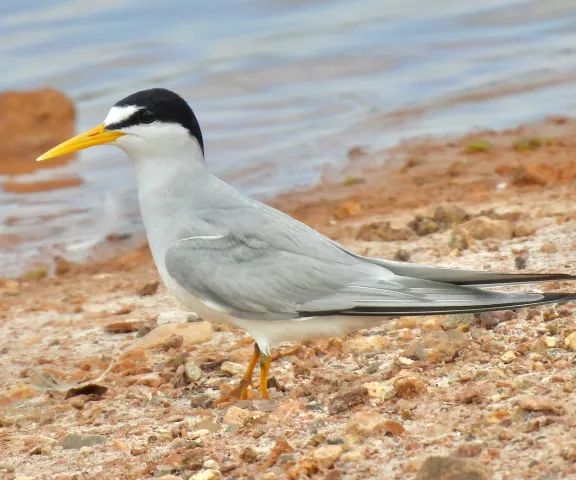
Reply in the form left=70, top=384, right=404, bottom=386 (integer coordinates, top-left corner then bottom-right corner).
left=163, top=273, right=386, bottom=354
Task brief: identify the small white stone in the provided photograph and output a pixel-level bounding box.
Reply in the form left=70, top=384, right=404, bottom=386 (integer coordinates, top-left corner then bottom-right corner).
left=158, top=311, right=190, bottom=324
left=397, top=356, right=414, bottom=366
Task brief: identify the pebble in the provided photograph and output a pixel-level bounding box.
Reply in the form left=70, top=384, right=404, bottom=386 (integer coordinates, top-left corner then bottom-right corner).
left=131, top=445, right=147, bottom=456
left=564, top=331, right=576, bottom=351
left=356, top=221, right=415, bottom=242
left=203, top=459, right=219, bottom=470
left=189, top=429, right=210, bottom=439
left=434, top=205, right=469, bottom=227
left=343, top=335, right=391, bottom=354
left=328, top=386, right=368, bottom=415
left=310, top=445, right=342, bottom=469
left=113, top=439, right=128, bottom=452
left=190, top=394, right=212, bottom=409
left=347, top=411, right=405, bottom=437
left=184, top=360, right=203, bottom=382
left=540, top=242, right=559, bottom=253
left=262, top=438, right=294, bottom=469
left=157, top=476, right=183, bottom=480
left=260, top=474, right=277, bottom=480
left=449, top=229, right=470, bottom=250
left=363, top=381, right=395, bottom=399
left=134, top=372, right=163, bottom=387
left=408, top=215, right=439, bottom=236
left=500, top=351, right=516, bottom=364
left=515, top=395, right=564, bottom=415
left=220, top=361, right=245, bottom=377
left=341, top=451, right=363, bottom=463
left=114, top=305, right=134, bottom=315
left=561, top=444, right=576, bottom=462
left=60, top=433, right=107, bottom=450
left=189, top=470, right=222, bottom=480
left=79, top=446, right=92, bottom=456
left=157, top=311, right=190, bottom=324
left=194, top=420, right=220, bottom=433
left=440, top=314, right=475, bottom=330
left=455, top=442, right=483, bottom=458
left=416, top=456, right=491, bottom=480
left=394, top=249, right=411, bottom=262
left=403, top=330, right=469, bottom=362
left=105, top=320, right=143, bottom=333
left=397, top=356, right=414, bottom=366
left=393, top=375, right=427, bottom=399
left=129, top=322, right=213, bottom=350
left=347, top=411, right=385, bottom=436
left=240, top=446, right=259, bottom=463
left=477, top=310, right=514, bottom=329
left=222, top=406, right=249, bottom=425
left=460, top=216, right=513, bottom=240
left=154, top=466, right=176, bottom=477
left=138, top=280, right=160, bottom=296
left=515, top=256, right=527, bottom=270
left=160, top=334, right=184, bottom=351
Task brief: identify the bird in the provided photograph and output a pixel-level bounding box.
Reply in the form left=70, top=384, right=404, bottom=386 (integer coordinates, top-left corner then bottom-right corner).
left=38, top=88, right=576, bottom=404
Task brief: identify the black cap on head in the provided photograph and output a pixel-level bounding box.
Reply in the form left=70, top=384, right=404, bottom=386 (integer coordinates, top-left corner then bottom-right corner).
left=108, top=88, right=204, bottom=153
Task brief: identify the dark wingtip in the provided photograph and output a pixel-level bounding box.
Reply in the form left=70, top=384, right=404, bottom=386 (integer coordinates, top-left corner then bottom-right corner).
left=301, top=292, right=576, bottom=317
left=455, top=273, right=576, bottom=286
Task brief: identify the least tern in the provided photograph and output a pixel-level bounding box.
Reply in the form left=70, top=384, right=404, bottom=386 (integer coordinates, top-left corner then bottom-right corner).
left=38, top=88, right=576, bottom=403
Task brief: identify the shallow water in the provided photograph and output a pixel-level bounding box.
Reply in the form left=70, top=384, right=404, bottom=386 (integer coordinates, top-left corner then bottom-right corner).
left=2, top=0, right=576, bottom=275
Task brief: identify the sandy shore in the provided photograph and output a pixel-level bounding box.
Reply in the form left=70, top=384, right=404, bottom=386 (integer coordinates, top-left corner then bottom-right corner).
left=1, top=116, right=576, bottom=480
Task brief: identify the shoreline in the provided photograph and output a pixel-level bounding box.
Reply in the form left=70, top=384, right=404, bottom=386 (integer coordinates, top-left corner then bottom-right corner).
left=8, top=114, right=576, bottom=281
left=2, top=116, right=576, bottom=479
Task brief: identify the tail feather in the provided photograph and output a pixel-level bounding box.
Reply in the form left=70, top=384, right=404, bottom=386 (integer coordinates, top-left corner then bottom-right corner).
left=300, top=293, right=576, bottom=317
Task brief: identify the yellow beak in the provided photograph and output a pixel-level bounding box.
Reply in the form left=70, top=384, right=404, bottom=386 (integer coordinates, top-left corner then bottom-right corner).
left=37, top=124, right=125, bottom=161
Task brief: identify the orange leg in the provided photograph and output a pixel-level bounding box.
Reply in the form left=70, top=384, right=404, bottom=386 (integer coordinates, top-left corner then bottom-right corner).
left=259, top=353, right=271, bottom=400
left=213, top=343, right=260, bottom=406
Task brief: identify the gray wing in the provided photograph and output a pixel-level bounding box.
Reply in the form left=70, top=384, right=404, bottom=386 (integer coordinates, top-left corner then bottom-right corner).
left=164, top=232, right=554, bottom=320
left=164, top=232, right=370, bottom=319
left=162, top=175, right=572, bottom=319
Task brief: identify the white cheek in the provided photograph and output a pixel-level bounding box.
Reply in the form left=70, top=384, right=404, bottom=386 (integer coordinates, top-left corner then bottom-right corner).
left=111, top=123, right=198, bottom=159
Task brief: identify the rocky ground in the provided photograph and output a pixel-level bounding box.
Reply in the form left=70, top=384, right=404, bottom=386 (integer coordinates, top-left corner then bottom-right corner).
left=1, top=116, right=576, bottom=480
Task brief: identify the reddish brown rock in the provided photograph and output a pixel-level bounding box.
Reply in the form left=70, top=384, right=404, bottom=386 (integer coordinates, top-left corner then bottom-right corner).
left=404, top=330, right=469, bottom=362
left=328, top=386, right=368, bottom=414
left=0, top=88, right=75, bottom=175
left=137, top=281, right=160, bottom=296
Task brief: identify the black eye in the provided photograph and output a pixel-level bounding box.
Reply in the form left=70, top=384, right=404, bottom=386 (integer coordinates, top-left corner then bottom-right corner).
left=140, top=110, right=156, bottom=124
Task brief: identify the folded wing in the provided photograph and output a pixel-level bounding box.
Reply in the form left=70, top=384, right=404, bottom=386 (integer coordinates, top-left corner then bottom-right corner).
left=164, top=233, right=576, bottom=320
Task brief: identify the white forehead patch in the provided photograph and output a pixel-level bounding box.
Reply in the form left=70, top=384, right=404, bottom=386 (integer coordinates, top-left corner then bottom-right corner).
left=104, top=105, right=141, bottom=127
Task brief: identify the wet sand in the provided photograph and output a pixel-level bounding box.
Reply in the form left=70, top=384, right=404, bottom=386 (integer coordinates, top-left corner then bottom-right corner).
left=1, top=117, right=576, bottom=479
